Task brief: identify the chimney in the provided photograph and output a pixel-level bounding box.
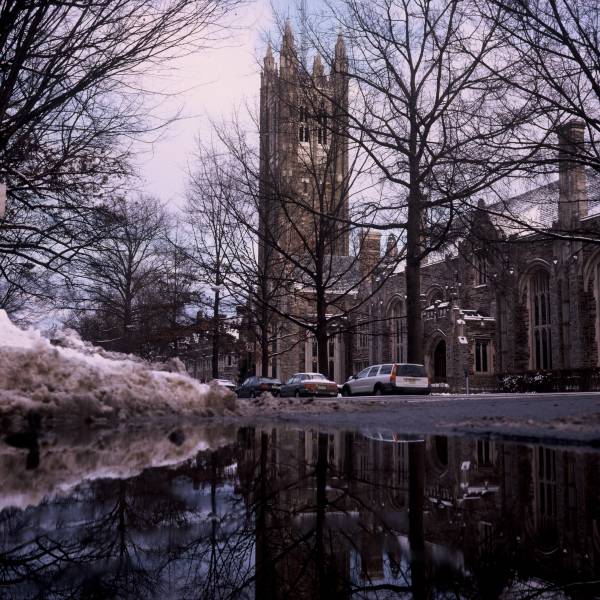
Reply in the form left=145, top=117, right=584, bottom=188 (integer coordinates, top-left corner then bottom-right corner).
left=558, top=120, right=587, bottom=227
left=359, top=230, right=382, bottom=278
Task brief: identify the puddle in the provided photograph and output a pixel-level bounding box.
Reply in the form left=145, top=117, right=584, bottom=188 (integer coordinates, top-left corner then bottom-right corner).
left=1, top=426, right=599, bottom=598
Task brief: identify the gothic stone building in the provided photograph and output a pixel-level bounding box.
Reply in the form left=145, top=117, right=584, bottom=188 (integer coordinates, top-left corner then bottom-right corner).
left=257, top=23, right=356, bottom=384
left=257, top=28, right=600, bottom=390
left=353, top=121, right=600, bottom=391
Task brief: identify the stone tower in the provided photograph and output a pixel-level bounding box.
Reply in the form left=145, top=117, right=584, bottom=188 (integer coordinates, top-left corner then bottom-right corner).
left=257, top=24, right=351, bottom=380
left=258, top=24, right=350, bottom=265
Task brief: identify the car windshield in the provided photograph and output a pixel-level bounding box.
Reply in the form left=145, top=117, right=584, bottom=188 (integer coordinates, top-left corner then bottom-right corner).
left=306, top=373, right=328, bottom=380
left=397, top=364, right=427, bottom=377
left=258, top=377, right=281, bottom=384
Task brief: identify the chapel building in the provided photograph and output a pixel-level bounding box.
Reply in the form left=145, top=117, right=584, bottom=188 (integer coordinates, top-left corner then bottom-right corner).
left=256, top=28, right=600, bottom=391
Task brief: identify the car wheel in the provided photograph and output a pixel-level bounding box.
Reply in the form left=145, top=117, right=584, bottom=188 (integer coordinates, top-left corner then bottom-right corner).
left=342, top=385, right=351, bottom=397
left=374, top=384, right=383, bottom=396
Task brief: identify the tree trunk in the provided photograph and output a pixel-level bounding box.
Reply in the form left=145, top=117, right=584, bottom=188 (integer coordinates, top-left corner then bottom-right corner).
left=315, top=432, right=329, bottom=598
left=409, top=441, right=426, bottom=600
left=406, top=158, right=423, bottom=364
left=261, top=318, right=270, bottom=377
left=316, top=302, right=329, bottom=378
left=212, top=287, right=220, bottom=379
left=255, top=432, right=277, bottom=600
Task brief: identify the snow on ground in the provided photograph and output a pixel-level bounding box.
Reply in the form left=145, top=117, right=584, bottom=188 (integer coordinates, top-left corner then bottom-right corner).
left=0, top=424, right=237, bottom=510
left=0, top=310, right=236, bottom=427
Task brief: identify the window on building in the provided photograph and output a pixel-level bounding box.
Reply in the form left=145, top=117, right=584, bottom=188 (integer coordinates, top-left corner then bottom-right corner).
left=317, top=102, right=327, bottom=145
left=593, top=261, right=600, bottom=367
left=477, top=439, right=494, bottom=466
left=536, top=447, right=557, bottom=520
left=298, top=106, right=310, bottom=142
left=328, top=338, right=335, bottom=380
left=474, top=339, right=491, bottom=373
left=530, top=270, right=552, bottom=370
left=475, top=255, right=488, bottom=286
left=389, top=300, right=406, bottom=363
left=429, top=289, right=444, bottom=305
left=299, top=339, right=305, bottom=371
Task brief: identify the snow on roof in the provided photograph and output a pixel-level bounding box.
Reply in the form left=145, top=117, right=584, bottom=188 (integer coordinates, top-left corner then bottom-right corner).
left=487, top=170, right=600, bottom=236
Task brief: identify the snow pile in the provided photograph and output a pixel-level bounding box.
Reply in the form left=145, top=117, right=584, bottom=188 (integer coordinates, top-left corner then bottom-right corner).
left=0, top=424, right=237, bottom=510
left=0, top=310, right=236, bottom=426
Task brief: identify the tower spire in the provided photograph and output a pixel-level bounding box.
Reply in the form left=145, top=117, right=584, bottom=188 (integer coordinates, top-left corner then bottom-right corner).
left=264, top=41, right=275, bottom=73
left=334, top=30, right=347, bottom=71
left=299, top=0, right=308, bottom=69
left=281, top=18, right=297, bottom=74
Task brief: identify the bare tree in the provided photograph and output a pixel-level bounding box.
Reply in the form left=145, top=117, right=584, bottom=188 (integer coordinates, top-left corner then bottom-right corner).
left=67, top=195, right=167, bottom=354
left=303, top=0, right=538, bottom=363
left=0, top=0, right=240, bottom=287
left=202, top=21, right=423, bottom=381
left=482, top=0, right=600, bottom=171
left=185, top=151, right=242, bottom=379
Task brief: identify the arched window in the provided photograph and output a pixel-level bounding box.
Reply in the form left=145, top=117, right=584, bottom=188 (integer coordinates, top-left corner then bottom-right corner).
left=428, top=288, right=444, bottom=305
left=298, top=106, right=309, bottom=142
left=529, top=270, right=552, bottom=370
left=389, top=300, right=406, bottom=363
left=584, top=254, right=600, bottom=366
left=317, top=101, right=327, bottom=145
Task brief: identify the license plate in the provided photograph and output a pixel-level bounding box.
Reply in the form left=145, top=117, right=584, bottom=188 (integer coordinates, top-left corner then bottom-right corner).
left=405, top=378, right=417, bottom=384
left=318, top=385, right=327, bottom=390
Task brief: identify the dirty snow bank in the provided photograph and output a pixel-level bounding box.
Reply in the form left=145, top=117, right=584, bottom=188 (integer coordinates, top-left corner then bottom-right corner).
left=238, top=392, right=386, bottom=415
left=0, top=310, right=236, bottom=426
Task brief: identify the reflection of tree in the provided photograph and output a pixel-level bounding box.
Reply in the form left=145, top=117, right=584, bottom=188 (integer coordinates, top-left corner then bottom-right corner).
left=409, top=441, right=426, bottom=600
left=0, top=474, right=192, bottom=598
left=2, top=431, right=600, bottom=599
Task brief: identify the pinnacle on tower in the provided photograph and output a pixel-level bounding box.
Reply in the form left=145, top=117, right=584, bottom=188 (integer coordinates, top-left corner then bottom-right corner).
left=280, top=18, right=297, bottom=73
left=334, top=31, right=347, bottom=69
left=283, top=18, right=295, bottom=51
left=312, top=53, right=324, bottom=78
left=264, top=42, right=276, bottom=73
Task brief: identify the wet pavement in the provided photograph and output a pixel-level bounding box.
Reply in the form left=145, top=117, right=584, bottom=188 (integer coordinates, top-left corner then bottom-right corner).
left=1, top=424, right=599, bottom=598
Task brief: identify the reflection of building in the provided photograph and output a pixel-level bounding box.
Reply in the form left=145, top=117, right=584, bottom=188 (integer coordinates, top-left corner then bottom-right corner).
left=2, top=427, right=600, bottom=598
left=238, top=427, right=600, bottom=597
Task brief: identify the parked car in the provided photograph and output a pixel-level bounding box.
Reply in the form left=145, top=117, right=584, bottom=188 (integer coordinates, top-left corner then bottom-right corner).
left=210, top=379, right=236, bottom=392
left=341, top=363, right=430, bottom=396
left=280, top=373, right=338, bottom=398
left=236, top=376, right=281, bottom=398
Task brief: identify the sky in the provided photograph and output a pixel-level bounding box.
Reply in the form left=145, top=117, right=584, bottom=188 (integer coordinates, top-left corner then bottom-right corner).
left=135, top=0, right=273, bottom=207
left=134, top=0, right=329, bottom=209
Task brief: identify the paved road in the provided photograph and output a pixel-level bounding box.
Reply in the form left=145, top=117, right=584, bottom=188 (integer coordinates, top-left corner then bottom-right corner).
left=244, top=392, right=600, bottom=447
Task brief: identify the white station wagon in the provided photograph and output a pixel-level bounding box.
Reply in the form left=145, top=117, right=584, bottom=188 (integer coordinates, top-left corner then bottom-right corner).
left=341, top=363, right=430, bottom=396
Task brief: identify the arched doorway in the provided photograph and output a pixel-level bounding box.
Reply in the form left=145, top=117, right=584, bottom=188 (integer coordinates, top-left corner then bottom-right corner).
left=433, top=339, right=447, bottom=380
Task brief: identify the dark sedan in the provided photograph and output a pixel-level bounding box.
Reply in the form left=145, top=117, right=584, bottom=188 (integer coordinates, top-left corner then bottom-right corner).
left=280, top=373, right=338, bottom=398
left=236, top=376, right=281, bottom=398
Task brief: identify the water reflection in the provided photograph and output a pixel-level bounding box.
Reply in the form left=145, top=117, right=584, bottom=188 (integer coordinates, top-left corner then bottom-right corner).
left=1, top=427, right=599, bottom=598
